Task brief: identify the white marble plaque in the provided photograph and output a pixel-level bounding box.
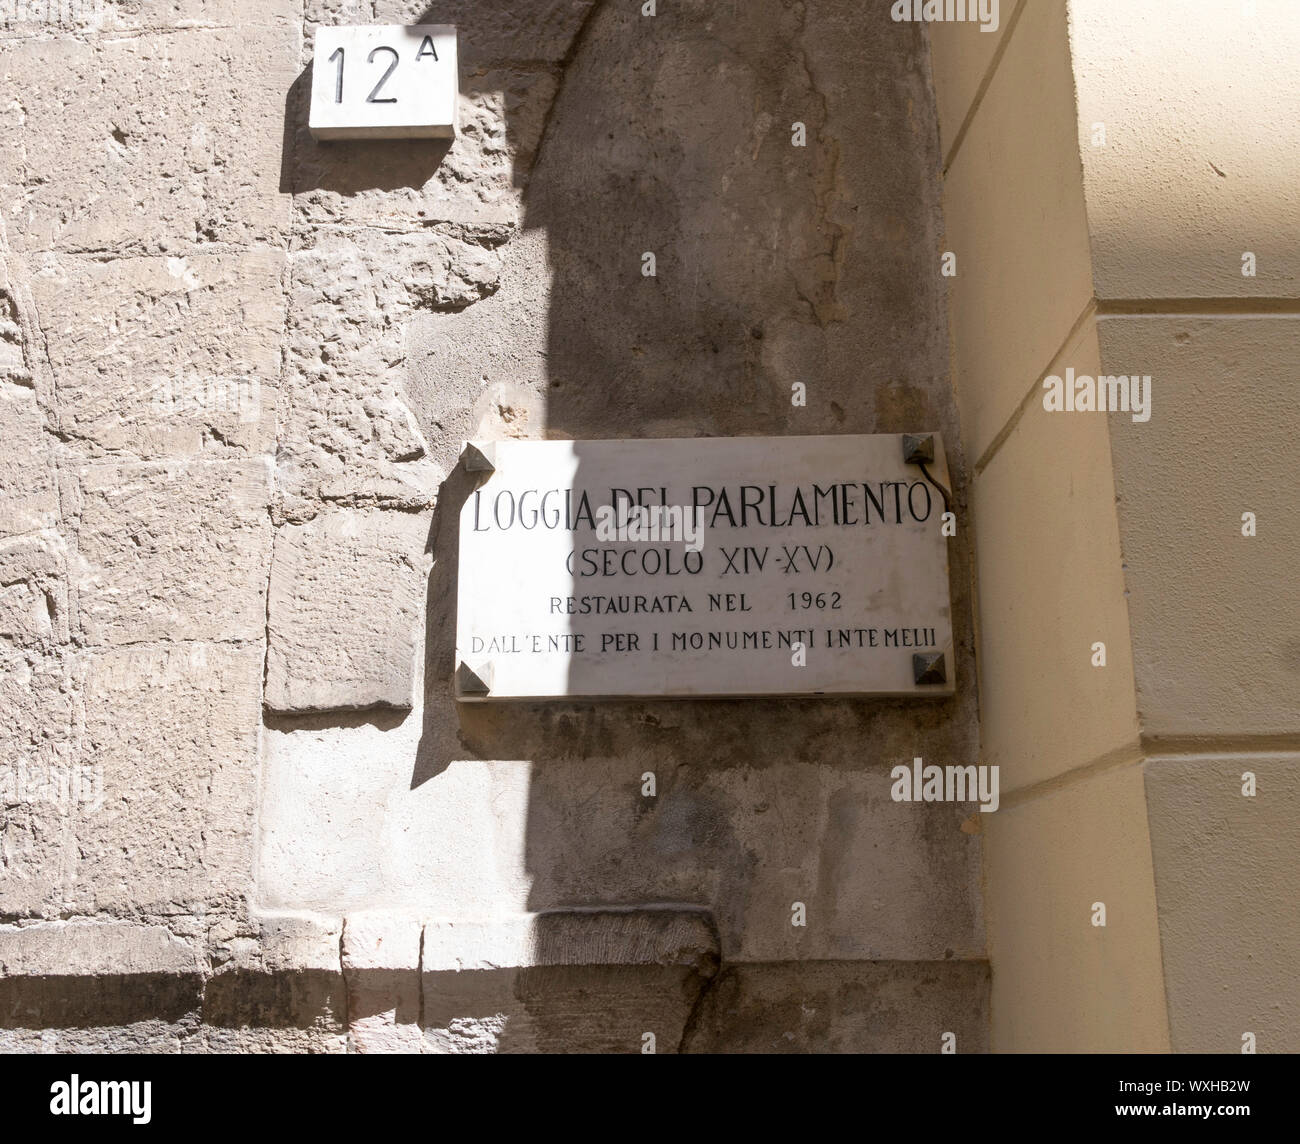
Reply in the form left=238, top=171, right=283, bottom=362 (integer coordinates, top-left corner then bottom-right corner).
left=308, top=25, right=457, bottom=140
left=455, top=435, right=955, bottom=701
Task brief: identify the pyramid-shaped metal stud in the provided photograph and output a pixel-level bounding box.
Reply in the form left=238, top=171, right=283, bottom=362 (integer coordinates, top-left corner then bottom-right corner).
left=460, top=441, right=496, bottom=473
left=455, top=660, right=492, bottom=697
left=912, top=651, right=946, bottom=686
left=902, top=433, right=935, bottom=465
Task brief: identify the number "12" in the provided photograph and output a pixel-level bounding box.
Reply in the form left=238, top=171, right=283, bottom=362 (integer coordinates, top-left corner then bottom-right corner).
left=328, top=34, right=440, bottom=104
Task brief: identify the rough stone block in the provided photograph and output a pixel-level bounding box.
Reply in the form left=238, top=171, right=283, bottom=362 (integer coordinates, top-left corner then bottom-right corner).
left=30, top=250, right=283, bottom=457
left=0, top=645, right=79, bottom=762
left=0, top=29, right=295, bottom=253
left=88, top=0, right=300, bottom=34
left=341, top=912, right=423, bottom=1053
left=426, top=963, right=710, bottom=1054
left=295, top=2, right=587, bottom=229
left=265, top=508, right=430, bottom=712
left=347, top=1, right=596, bottom=66
left=0, top=922, right=203, bottom=1043
left=0, top=648, right=83, bottom=916
left=421, top=907, right=719, bottom=973
left=70, top=642, right=263, bottom=913
left=0, top=1, right=300, bottom=46
left=258, top=912, right=344, bottom=974
left=420, top=908, right=719, bottom=1054
left=0, top=784, right=70, bottom=918
left=0, top=1019, right=197, bottom=1053
left=72, top=460, right=272, bottom=647
left=521, top=756, right=986, bottom=963
left=0, top=531, right=69, bottom=651
left=275, top=227, right=481, bottom=509
left=288, top=225, right=501, bottom=346
left=0, top=382, right=57, bottom=537
left=341, top=911, right=421, bottom=973
left=196, top=912, right=346, bottom=1053
left=201, top=969, right=347, bottom=1053
left=0, top=313, right=20, bottom=381
left=0, top=920, right=201, bottom=977
left=681, top=959, right=991, bottom=1053
left=0, top=251, right=57, bottom=537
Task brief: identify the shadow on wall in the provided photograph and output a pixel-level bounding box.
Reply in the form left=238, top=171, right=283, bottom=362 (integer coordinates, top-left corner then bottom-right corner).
left=275, top=1, right=983, bottom=1051
left=404, top=1, right=986, bottom=1052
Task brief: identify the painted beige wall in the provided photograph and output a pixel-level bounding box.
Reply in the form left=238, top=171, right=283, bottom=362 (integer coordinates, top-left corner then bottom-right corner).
left=1073, top=0, right=1300, bottom=1054
left=932, top=0, right=1299, bottom=1051
left=1070, top=0, right=1300, bottom=302
left=984, top=763, right=1166, bottom=1052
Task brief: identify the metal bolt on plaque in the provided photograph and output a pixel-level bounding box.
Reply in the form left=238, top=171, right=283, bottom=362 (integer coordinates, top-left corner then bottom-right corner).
left=460, top=441, right=497, bottom=474
left=912, top=651, right=947, bottom=686
left=901, top=433, right=935, bottom=465
left=455, top=660, right=493, bottom=697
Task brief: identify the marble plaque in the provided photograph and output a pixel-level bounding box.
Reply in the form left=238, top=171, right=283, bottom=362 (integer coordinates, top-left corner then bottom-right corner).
left=308, top=25, right=457, bottom=141
left=455, top=435, right=955, bottom=701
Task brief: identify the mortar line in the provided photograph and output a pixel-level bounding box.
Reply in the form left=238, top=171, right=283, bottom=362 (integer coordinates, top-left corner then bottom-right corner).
left=995, top=737, right=1144, bottom=811
left=940, top=0, right=1028, bottom=177
left=1096, top=297, right=1300, bottom=317
left=972, top=295, right=1097, bottom=476
left=249, top=0, right=307, bottom=919
left=1140, top=734, right=1300, bottom=758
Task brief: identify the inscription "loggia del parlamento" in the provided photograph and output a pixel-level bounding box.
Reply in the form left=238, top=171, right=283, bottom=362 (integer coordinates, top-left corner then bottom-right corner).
left=465, top=475, right=941, bottom=659
left=470, top=478, right=940, bottom=537
left=469, top=478, right=939, bottom=586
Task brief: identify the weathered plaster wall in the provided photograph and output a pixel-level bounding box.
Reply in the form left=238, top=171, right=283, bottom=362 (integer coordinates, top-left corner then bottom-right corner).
left=1, top=0, right=987, bottom=1052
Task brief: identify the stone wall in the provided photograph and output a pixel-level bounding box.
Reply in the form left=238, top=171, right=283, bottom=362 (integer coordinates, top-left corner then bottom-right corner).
left=0, top=0, right=988, bottom=1052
